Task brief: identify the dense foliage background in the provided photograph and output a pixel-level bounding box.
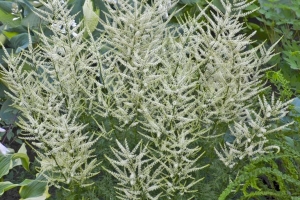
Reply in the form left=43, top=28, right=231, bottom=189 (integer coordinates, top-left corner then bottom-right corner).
left=0, top=0, right=299, bottom=199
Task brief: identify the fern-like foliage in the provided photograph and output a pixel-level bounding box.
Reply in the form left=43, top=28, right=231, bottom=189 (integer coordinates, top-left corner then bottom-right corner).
left=219, top=139, right=300, bottom=200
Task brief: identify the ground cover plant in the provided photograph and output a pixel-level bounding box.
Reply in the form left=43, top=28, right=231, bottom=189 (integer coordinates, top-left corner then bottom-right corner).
left=0, top=0, right=300, bottom=199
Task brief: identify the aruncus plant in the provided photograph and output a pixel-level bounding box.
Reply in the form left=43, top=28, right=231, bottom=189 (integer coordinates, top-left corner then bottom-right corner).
left=0, top=0, right=294, bottom=198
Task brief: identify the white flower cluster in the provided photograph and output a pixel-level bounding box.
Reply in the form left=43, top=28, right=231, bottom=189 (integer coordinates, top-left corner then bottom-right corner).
left=157, top=0, right=172, bottom=19
left=35, top=0, right=79, bottom=38
left=50, top=19, right=78, bottom=37
left=0, top=0, right=294, bottom=198
left=215, top=94, right=294, bottom=168
left=11, top=2, right=22, bottom=21
left=105, top=140, right=162, bottom=200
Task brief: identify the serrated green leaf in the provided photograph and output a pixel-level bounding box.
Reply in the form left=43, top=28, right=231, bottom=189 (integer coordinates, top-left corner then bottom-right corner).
left=284, top=57, right=300, bottom=70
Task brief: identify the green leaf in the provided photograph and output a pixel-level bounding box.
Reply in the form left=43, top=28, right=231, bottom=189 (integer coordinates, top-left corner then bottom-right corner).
left=18, top=143, right=27, bottom=154
left=68, top=0, right=85, bottom=21
left=12, top=152, right=30, bottom=171
left=290, top=97, right=300, bottom=116
left=0, top=154, right=13, bottom=178
left=285, top=136, right=295, bottom=148
left=284, top=57, right=300, bottom=70
left=0, top=83, right=10, bottom=99
left=21, top=5, right=49, bottom=28
left=0, top=181, right=18, bottom=196
left=10, top=33, right=30, bottom=53
left=246, top=22, right=264, bottom=32
left=19, top=177, right=50, bottom=200
left=179, top=0, right=203, bottom=4
left=83, top=0, right=100, bottom=36
left=2, top=26, right=28, bottom=39
left=0, top=2, right=21, bottom=27
left=18, top=179, right=34, bottom=186
left=0, top=98, right=18, bottom=124
left=2, top=30, right=20, bottom=40
left=0, top=34, right=6, bottom=45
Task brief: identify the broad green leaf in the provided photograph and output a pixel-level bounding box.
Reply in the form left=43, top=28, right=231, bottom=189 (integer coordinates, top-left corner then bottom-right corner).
left=12, top=152, right=30, bottom=171
left=83, top=0, right=99, bottom=36
left=0, top=98, right=18, bottom=124
left=0, top=2, right=21, bottom=27
left=0, top=34, right=6, bottom=45
left=0, top=181, right=18, bottom=196
left=2, top=31, right=19, bottom=40
left=18, top=179, right=34, bottom=186
left=19, top=178, right=50, bottom=200
left=18, top=143, right=27, bottom=154
left=10, top=33, right=30, bottom=53
left=0, top=154, right=13, bottom=178
left=21, top=5, right=49, bottom=28
left=68, top=0, right=85, bottom=22
left=285, top=136, right=295, bottom=148
left=2, top=26, right=28, bottom=40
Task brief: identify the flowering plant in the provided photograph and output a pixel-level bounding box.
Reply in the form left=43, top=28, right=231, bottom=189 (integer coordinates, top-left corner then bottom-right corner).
left=0, top=0, right=297, bottom=199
